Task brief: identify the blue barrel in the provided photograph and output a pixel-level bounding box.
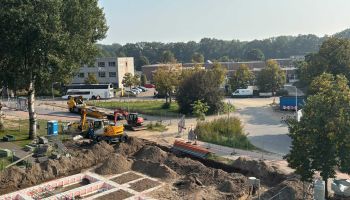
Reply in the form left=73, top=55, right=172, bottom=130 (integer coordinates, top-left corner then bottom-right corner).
left=47, top=120, right=59, bottom=136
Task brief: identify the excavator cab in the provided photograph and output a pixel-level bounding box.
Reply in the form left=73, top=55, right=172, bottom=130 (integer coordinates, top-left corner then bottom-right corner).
left=125, top=113, right=146, bottom=131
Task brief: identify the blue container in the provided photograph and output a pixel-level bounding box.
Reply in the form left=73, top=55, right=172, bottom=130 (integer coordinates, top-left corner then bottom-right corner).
left=47, top=120, right=59, bottom=136
left=279, top=96, right=306, bottom=111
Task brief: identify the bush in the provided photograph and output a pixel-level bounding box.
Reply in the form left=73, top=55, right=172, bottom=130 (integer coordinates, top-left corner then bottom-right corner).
left=276, top=89, right=288, bottom=96
left=195, top=117, right=255, bottom=150
left=161, top=102, right=170, bottom=109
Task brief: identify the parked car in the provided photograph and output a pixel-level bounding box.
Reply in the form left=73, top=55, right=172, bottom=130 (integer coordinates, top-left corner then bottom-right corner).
left=132, top=87, right=142, bottom=93
left=144, top=84, right=155, bottom=88
left=137, top=86, right=147, bottom=92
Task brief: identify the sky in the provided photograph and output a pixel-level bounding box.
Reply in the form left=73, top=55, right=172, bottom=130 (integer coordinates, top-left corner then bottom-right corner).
left=98, top=0, right=350, bottom=44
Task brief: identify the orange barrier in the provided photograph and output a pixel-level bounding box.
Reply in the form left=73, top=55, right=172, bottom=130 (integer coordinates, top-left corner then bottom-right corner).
left=173, top=140, right=211, bottom=158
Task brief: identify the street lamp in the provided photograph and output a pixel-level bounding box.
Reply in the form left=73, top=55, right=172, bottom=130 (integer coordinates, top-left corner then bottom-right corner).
left=51, top=82, right=59, bottom=100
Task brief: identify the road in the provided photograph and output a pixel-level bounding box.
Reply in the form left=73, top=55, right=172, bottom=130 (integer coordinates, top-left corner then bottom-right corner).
left=226, top=98, right=292, bottom=156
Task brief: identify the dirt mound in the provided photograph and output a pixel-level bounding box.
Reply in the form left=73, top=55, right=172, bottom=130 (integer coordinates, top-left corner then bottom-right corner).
left=0, top=141, right=116, bottom=195
left=132, top=160, right=177, bottom=180
left=134, top=145, right=168, bottom=162
left=95, top=154, right=132, bottom=175
left=174, top=173, right=204, bottom=191
left=260, top=178, right=307, bottom=200
left=232, top=156, right=286, bottom=186
left=219, top=180, right=240, bottom=193
left=115, top=137, right=145, bottom=156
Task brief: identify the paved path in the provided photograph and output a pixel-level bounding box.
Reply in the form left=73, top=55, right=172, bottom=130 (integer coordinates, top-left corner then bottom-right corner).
left=226, top=98, right=292, bottom=156
left=0, top=142, right=33, bottom=161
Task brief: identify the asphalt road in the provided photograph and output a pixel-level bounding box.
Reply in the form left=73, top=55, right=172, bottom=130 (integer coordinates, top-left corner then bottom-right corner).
left=226, top=98, right=292, bottom=156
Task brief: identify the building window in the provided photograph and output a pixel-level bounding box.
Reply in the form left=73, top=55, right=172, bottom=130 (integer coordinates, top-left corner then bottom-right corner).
left=78, top=73, right=84, bottom=78
left=109, top=72, right=116, bottom=77
left=98, top=62, right=105, bottom=67
left=108, top=62, right=116, bottom=67
left=125, top=62, right=128, bottom=67
left=98, top=72, right=106, bottom=77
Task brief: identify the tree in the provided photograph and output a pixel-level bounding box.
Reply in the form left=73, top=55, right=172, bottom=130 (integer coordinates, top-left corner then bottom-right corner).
left=138, top=55, right=150, bottom=67
left=285, top=73, right=350, bottom=198
left=0, top=0, right=107, bottom=139
left=230, top=64, right=255, bottom=91
left=191, top=52, right=204, bottom=63
left=161, top=50, right=176, bottom=63
left=133, top=74, right=141, bottom=86
left=256, top=60, right=286, bottom=94
left=84, top=73, right=99, bottom=84
left=244, top=48, right=265, bottom=61
left=153, top=67, right=180, bottom=104
left=299, top=38, right=350, bottom=88
left=176, top=64, right=226, bottom=114
left=191, top=100, right=209, bottom=121
left=140, top=74, right=147, bottom=86
left=122, top=73, right=134, bottom=90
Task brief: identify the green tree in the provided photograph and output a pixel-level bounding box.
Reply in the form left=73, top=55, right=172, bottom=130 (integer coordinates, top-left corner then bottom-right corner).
left=176, top=64, right=226, bottom=114
left=230, top=64, right=255, bottom=91
left=299, top=38, right=350, bottom=89
left=122, top=73, right=134, bottom=90
left=285, top=73, right=350, bottom=198
left=0, top=0, right=107, bottom=139
left=84, top=73, right=99, bottom=84
left=133, top=74, right=141, bottom=86
left=153, top=67, right=180, bottom=104
left=256, top=60, right=286, bottom=94
left=140, top=74, right=147, bottom=86
left=161, top=50, right=176, bottom=63
left=244, top=48, right=265, bottom=61
left=191, top=100, right=209, bottom=121
left=191, top=52, right=204, bottom=63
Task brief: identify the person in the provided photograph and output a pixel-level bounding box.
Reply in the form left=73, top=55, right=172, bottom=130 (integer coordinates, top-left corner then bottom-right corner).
left=87, top=121, right=95, bottom=139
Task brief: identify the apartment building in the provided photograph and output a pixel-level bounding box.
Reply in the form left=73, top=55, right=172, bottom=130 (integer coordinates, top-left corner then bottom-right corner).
left=71, top=57, right=134, bottom=88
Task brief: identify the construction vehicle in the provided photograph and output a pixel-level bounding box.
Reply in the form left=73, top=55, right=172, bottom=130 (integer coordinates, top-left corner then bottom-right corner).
left=67, top=96, right=115, bottom=120
left=68, top=109, right=128, bottom=143
left=124, top=113, right=147, bottom=131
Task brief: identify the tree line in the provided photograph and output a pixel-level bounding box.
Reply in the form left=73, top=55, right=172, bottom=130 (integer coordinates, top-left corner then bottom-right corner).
left=97, top=28, right=350, bottom=70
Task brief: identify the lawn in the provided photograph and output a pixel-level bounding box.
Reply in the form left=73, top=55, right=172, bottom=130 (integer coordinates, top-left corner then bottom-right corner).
left=87, top=100, right=179, bottom=116
left=0, top=119, right=68, bottom=147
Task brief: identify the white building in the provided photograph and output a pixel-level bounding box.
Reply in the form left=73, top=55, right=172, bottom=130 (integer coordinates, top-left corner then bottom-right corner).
left=71, top=57, right=134, bottom=88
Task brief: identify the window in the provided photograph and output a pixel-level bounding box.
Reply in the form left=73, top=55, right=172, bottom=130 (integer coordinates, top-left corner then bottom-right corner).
left=98, top=72, right=106, bottom=77
left=98, top=62, right=105, bottom=67
left=78, top=73, right=84, bottom=78
left=109, top=72, right=116, bottom=77
left=108, top=62, right=116, bottom=67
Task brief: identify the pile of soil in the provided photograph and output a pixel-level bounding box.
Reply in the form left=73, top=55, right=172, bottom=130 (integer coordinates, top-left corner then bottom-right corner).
left=134, top=145, right=168, bottom=162
left=260, top=178, right=307, bottom=200
left=232, top=156, right=286, bottom=186
left=95, top=154, right=132, bottom=175
left=132, top=160, right=177, bottom=180
left=0, top=141, right=115, bottom=194
left=115, top=137, right=145, bottom=156
left=219, top=180, right=241, bottom=193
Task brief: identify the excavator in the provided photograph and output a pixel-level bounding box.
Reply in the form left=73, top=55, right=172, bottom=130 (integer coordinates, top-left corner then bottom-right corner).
left=69, top=109, right=128, bottom=143
left=67, top=96, right=114, bottom=119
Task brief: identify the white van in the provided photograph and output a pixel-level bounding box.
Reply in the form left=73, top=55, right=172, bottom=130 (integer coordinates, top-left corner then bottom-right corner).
left=232, top=86, right=253, bottom=97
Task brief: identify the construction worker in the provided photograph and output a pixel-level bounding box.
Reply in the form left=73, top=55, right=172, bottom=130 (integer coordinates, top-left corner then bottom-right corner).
left=87, top=121, right=95, bottom=139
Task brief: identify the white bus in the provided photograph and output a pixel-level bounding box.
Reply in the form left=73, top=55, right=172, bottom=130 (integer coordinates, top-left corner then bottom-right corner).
left=62, top=84, right=114, bottom=100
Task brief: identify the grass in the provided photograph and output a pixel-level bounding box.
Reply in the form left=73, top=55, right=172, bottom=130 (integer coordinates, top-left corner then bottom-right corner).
left=0, top=119, right=68, bottom=147
left=195, top=117, right=256, bottom=150
left=147, top=122, right=168, bottom=132
left=87, top=100, right=179, bottom=116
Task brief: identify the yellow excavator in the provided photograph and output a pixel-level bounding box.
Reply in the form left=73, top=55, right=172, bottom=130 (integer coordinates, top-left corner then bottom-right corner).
left=67, top=96, right=114, bottom=119
left=69, top=109, right=128, bottom=143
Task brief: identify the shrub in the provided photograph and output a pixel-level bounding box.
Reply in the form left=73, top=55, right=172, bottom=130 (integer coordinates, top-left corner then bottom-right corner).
left=195, top=117, right=255, bottom=150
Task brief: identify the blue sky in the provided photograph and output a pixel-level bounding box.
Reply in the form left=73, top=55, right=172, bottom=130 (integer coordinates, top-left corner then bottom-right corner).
left=98, top=0, right=350, bottom=44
